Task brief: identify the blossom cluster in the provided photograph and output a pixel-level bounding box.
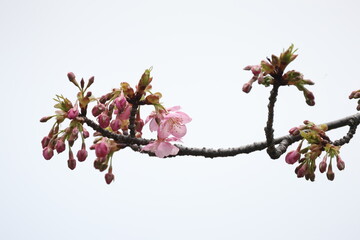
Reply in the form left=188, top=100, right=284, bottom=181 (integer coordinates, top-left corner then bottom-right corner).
left=40, top=69, right=191, bottom=184
left=40, top=74, right=96, bottom=169
left=243, top=44, right=315, bottom=106
left=285, top=121, right=344, bottom=181
left=142, top=106, right=192, bottom=158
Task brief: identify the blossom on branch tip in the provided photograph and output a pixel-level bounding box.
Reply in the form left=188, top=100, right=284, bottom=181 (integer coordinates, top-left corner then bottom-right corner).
left=142, top=137, right=180, bottom=158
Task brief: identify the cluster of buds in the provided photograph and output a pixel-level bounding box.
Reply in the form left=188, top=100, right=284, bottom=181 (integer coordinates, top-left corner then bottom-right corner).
left=349, top=90, right=360, bottom=111
left=243, top=44, right=315, bottom=106
left=90, top=137, right=124, bottom=184
left=40, top=68, right=191, bottom=184
left=40, top=94, right=91, bottom=170
left=286, top=120, right=345, bottom=181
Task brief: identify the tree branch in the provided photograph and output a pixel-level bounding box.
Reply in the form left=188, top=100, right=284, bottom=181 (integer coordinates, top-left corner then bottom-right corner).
left=83, top=113, right=360, bottom=159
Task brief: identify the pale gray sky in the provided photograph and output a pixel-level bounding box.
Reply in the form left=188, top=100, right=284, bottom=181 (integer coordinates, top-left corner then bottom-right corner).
left=1, top=0, right=360, bottom=239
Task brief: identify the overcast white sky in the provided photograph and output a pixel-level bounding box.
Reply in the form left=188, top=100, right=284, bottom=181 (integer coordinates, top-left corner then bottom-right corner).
left=1, top=0, right=360, bottom=239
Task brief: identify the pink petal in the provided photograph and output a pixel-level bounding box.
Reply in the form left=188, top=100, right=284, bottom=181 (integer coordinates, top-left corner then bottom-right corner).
left=149, top=118, right=159, bottom=132
left=170, top=124, right=187, bottom=138
left=167, top=106, right=181, bottom=112
left=158, top=120, right=172, bottom=139
left=156, top=142, right=179, bottom=158
left=142, top=141, right=157, bottom=152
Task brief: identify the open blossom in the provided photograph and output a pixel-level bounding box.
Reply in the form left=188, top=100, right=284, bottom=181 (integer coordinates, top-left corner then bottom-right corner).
left=142, top=137, right=180, bottom=158
left=158, top=111, right=192, bottom=139
left=146, top=106, right=192, bottom=139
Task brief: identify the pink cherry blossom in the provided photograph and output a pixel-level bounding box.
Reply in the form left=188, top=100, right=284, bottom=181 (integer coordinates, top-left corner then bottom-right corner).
left=158, top=110, right=192, bottom=139
left=142, top=137, right=180, bottom=158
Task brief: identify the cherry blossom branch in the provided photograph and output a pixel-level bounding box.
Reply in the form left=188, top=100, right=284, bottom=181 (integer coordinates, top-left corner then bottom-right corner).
left=83, top=112, right=360, bottom=158
left=264, top=84, right=282, bottom=159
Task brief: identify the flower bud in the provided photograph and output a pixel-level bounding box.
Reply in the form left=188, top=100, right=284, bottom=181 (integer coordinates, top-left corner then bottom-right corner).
left=67, top=107, right=79, bottom=119
left=319, top=159, right=327, bottom=173
left=296, top=163, right=307, bottom=178
left=114, top=95, right=127, bottom=112
left=242, top=82, right=252, bottom=93
left=67, top=159, right=76, bottom=170
left=67, top=72, right=79, bottom=87
left=40, top=116, right=53, bottom=123
left=105, top=167, right=114, bottom=184
left=41, top=136, right=51, bottom=148
left=95, top=141, right=109, bottom=158
left=336, top=155, right=345, bottom=171
left=82, top=128, right=90, bottom=138
left=289, top=127, right=300, bottom=136
left=42, top=146, right=54, bottom=160
left=251, top=65, right=261, bottom=75
left=285, top=150, right=300, bottom=164
left=98, top=112, right=111, bottom=128
left=77, top=143, right=88, bottom=162
left=326, top=163, right=335, bottom=181
left=55, top=139, right=66, bottom=153
left=67, top=150, right=76, bottom=170
left=110, top=118, right=121, bottom=132
left=92, top=104, right=106, bottom=117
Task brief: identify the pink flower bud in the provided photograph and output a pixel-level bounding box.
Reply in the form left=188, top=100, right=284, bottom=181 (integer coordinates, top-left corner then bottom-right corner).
left=296, top=163, right=307, bottom=178
left=77, top=148, right=88, bottom=162
left=55, top=139, right=66, bottom=153
left=67, top=150, right=76, bottom=170
left=105, top=168, right=115, bottom=184
left=336, top=155, right=345, bottom=171
left=67, top=159, right=76, bottom=170
left=110, top=118, right=121, bottom=132
left=67, top=72, right=76, bottom=82
left=98, top=112, right=111, bottom=128
left=319, top=159, right=327, bottom=173
left=114, top=96, right=127, bottom=112
left=82, top=128, right=90, bottom=138
left=67, top=107, right=79, bottom=119
left=326, top=163, right=335, bottom=181
left=95, top=141, right=109, bottom=158
left=42, top=147, right=54, bottom=160
left=41, top=136, right=51, bottom=149
left=242, top=82, right=252, bottom=93
left=285, top=150, right=300, bottom=164
left=289, top=127, right=300, bottom=136
left=251, top=65, right=261, bottom=75
left=92, top=104, right=106, bottom=117
left=40, top=116, right=53, bottom=123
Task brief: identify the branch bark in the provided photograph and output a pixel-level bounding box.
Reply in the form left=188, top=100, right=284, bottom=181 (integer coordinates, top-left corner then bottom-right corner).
left=83, top=112, right=360, bottom=159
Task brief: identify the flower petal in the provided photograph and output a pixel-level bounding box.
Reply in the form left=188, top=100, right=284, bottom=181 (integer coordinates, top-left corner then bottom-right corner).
left=171, top=123, right=187, bottom=138
left=156, top=142, right=179, bottom=158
